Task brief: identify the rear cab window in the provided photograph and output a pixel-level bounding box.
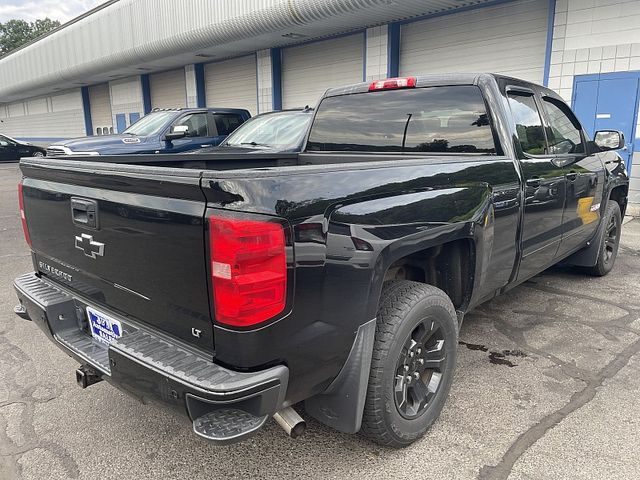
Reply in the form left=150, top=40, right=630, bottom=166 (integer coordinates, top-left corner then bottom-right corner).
left=306, top=86, right=497, bottom=154
left=214, top=114, right=245, bottom=136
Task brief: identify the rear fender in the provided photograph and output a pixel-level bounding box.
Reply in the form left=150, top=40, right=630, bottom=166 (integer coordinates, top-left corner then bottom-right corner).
left=328, top=185, right=491, bottom=320
left=306, top=185, right=490, bottom=433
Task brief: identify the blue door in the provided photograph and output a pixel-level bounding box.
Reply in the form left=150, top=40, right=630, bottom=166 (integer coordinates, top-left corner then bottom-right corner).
left=129, top=112, right=141, bottom=125
left=115, top=113, right=127, bottom=134
left=573, top=72, right=640, bottom=173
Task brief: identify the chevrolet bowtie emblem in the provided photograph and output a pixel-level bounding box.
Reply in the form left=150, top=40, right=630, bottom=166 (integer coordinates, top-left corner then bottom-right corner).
left=75, top=233, right=105, bottom=259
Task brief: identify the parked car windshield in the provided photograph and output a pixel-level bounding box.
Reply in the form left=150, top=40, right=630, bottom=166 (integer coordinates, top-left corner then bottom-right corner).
left=123, top=111, right=177, bottom=136
left=224, top=111, right=312, bottom=149
left=307, top=86, right=496, bottom=154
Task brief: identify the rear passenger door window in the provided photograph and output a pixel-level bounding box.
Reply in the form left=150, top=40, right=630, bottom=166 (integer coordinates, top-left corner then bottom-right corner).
left=540, top=97, right=585, bottom=155
left=214, top=114, right=245, bottom=136
left=506, top=91, right=547, bottom=155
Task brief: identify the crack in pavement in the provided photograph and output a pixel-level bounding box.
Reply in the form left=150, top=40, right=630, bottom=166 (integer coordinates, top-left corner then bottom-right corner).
left=0, top=315, right=79, bottom=479
left=474, top=248, right=640, bottom=480
left=478, top=334, right=640, bottom=480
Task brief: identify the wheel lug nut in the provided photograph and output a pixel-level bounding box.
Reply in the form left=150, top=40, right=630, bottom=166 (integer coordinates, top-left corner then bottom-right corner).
left=410, top=352, right=415, bottom=357
left=418, top=358, right=424, bottom=365
left=413, top=372, right=420, bottom=380
left=404, top=365, right=409, bottom=371
left=417, top=348, right=422, bottom=354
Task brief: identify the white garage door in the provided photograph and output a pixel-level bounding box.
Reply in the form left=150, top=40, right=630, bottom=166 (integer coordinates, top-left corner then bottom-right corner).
left=89, top=84, right=112, bottom=135
left=400, top=0, right=548, bottom=84
left=149, top=69, right=186, bottom=109
left=282, top=34, right=364, bottom=109
left=205, top=55, right=257, bottom=115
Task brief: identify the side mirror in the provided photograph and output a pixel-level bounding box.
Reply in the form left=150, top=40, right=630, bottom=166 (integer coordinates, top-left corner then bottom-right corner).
left=0, top=141, right=8, bottom=147
left=164, top=125, right=188, bottom=142
left=594, top=130, right=624, bottom=151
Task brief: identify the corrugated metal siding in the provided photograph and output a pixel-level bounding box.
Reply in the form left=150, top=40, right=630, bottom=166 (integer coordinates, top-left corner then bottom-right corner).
left=109, top=77, right=143, bottom=130
left=0, top=0, right=496, bottom=103
left=205, top=55, right=257, bottom=114
left=0, top=90, right=85, bottom=139
left=282, top=34, right=364, bottom=109
left=149, top=69, right=186, bottom=109
left=400, top=0, right=548, bottom=84
left=89, top=84, right=113, bottom=134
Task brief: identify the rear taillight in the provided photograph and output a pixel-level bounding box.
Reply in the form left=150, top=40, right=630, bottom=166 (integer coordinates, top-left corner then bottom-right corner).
left=209, top=215, right=287, bottom=327
left=18, top=182, right=31, bottom=247
left=369, top=76, right=417, bottom=91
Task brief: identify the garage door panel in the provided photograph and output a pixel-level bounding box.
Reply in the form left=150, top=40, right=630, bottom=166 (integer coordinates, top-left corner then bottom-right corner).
left=150, top=69, right=186, bottom=109
left=205, top=55, right=257, bottom=115
left=282, top=34, right=364, bottom=109
left=400, top=0, right=548, bottom=84
left=89, top=84, right=112, bottom=134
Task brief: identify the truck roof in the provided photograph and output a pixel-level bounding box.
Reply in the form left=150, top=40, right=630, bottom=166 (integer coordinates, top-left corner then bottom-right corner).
left=150, top=107, right=250, bottom=114
left=323, top=73, right=558, bottom=99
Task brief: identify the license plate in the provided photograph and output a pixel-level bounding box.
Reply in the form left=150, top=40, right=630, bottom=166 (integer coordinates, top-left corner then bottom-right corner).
left=87, top=306, right=123, bottom=345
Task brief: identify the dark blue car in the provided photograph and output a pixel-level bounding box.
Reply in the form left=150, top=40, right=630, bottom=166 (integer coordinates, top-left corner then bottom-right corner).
left=46, top=108, right=250, bottom=156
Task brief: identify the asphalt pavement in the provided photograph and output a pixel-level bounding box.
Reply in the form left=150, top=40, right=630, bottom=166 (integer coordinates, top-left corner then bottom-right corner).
left=1, top=161, right=639, bottom=480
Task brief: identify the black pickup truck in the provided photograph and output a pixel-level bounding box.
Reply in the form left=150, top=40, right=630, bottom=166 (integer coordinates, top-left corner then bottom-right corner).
left=13, top=74, right=629, bottom=448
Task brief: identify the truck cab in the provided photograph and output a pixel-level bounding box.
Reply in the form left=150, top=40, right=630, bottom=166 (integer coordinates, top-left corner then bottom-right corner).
left=46, top=108, right=250, bottom=157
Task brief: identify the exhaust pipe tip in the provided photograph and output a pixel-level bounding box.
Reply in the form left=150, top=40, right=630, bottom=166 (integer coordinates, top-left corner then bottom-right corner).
left=273, top=406, right=306, bottom=439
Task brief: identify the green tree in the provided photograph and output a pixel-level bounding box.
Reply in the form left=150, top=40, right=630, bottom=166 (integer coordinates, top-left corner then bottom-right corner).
left=0, top=18, right=61, bottom=56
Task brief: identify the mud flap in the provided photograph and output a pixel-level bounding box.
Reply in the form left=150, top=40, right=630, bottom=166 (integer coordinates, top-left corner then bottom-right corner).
left=304, top=318, right=376, bottom=434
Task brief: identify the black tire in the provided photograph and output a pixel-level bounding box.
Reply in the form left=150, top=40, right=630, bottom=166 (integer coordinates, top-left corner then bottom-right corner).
left=584, top=201, right=622, bottom=277
left=361, top=280, right=458, bottom=447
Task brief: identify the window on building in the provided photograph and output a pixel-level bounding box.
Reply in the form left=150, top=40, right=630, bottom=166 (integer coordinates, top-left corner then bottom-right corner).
left=541, top=97, right=585, bottom=155
left=306, top=86, right=496, bottom=154
left=507, top=92, right=546, bottom=155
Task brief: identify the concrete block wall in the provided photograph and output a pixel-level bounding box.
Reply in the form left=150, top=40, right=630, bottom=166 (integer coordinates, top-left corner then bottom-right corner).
left=365, top=26, right=388, bottom=81
left=185, top=65, right=198, bottom=108
left=549, top=0, right=640, bottom=210
left=257, top=50, right=273, bottom=114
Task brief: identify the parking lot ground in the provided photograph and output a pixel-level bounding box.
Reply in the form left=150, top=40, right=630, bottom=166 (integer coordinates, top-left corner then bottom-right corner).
left=1, top=161, right=639, bottom=480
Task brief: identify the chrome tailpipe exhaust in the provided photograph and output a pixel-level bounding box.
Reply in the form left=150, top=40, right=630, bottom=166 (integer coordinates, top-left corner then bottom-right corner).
left=273, top=406, right=306, bottom=438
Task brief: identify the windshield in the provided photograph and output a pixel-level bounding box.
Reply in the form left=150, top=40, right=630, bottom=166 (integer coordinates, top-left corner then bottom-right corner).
left=224, top=112, right=311, bottom=148
left=123, top=111, right=176, bottom=136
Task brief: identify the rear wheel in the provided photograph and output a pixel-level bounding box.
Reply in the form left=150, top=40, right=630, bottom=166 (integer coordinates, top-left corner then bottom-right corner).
left=32, top=151, right=44, bottom=157
left=584, top=201, right=622, bottom=276
left=361, top=281, right=458, bottom=447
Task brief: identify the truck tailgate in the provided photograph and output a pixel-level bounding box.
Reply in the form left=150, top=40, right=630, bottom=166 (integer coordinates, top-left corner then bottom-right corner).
left=19, top=158, right=214, bottom=354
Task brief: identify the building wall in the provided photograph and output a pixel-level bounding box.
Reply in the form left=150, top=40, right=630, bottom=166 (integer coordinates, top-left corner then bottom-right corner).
left=282, top=34, right=365, bottom=109
left=550, top=0, right=640, bottom=207
left=0, top=90, right=85, bottom=140
left=109, top=77, right=144, bottom=131
left=149, top=69, right=187, bottom=109
left=88, top=83, right=113, bottom=135
left=257, top=50, right=274, bottom=113
left=205, top=55, right=258, bottom=115
left=399, top=0, right=548, bottom=83
left=365, top=26, right=388, bottom=81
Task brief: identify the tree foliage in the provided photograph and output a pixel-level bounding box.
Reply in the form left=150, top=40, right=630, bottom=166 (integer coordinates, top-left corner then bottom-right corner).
left=0, top=18, right=61, bottom=56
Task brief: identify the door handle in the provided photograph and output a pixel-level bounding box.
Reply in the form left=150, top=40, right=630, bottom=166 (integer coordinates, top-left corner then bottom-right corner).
left=200, top=144, right=211, bottom=148
left=526, top=177, right=541, bottom=188
left=566, top=172, right=578, bottom=181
